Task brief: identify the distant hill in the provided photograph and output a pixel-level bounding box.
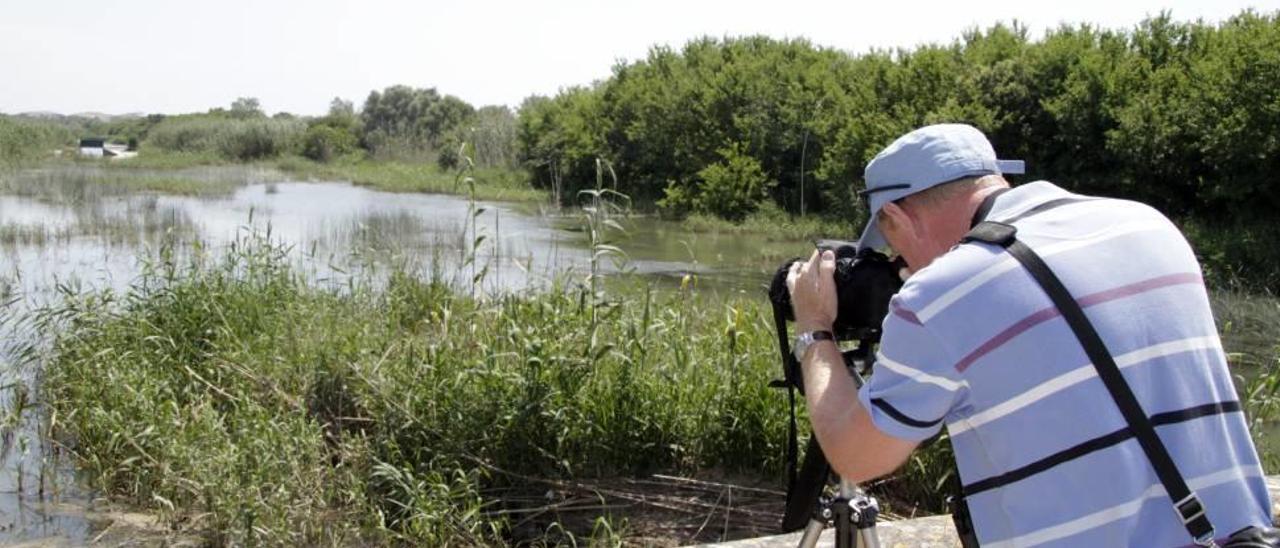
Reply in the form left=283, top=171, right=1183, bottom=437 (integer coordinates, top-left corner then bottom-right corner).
left=71, top=111, right=144, bottom=121
left=15, top=111, right=64, bottom=119
left=15, top=111, right=145, bottom=122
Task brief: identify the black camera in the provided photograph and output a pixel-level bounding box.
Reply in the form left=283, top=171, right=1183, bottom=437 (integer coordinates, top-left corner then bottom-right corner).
left=767, top=240, right=904, bottom=342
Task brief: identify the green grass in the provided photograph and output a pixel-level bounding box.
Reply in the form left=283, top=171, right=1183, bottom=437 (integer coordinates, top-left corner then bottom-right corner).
left=99, top=150, right=227, bottom=170
left=38, top=237, right=778, bottom=544
left=0, top=163, right=252, bottom=202
left=36, top=234, right=955, bottom=545
left=48, top=149, right=548, bottom=204
left=1216, top=286, right=1280, bottom=472
left=679, top=203, right=862, bottom=243
left=274, top=157, right=546, bottom=203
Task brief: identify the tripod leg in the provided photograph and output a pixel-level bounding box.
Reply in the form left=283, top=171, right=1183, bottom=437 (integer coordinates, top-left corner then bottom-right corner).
left=797, top=517, right=826, bottom=548
left=857, top=527, right=881, bottom=548
left=835, top=480, right=854, bottom=548
left=840, top=479, right=882, bottom=548
left=837, top=519, right=854, bottom=548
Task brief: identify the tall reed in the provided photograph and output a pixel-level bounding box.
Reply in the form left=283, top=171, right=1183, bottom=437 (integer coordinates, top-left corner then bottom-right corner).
left=37, top=232, right=806, bottom=544
left=36, top=232, right=959, bottom=544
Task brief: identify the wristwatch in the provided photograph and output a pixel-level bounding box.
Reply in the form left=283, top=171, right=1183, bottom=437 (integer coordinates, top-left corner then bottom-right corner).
left=793, top=330, right=835, bottom=362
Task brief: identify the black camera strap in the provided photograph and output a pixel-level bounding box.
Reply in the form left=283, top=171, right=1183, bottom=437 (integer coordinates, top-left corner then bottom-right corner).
left=961, top=220, right=1217, bottom=547
left=768, top=302, right=804, bottom=512
left=969, top=187, right=1011, bottom=227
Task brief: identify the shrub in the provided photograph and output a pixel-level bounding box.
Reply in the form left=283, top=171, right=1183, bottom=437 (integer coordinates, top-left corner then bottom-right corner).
left=0, top=116, right=74, bottom=165
left=656, top=180, right=696, bottom=218
left=218, top=120, right=301, bottom=160
left=147, top=116, right=304, bottom=161
left=693, top=144, right=774, bottom=222
left=300, top=124, right=357, bottom=162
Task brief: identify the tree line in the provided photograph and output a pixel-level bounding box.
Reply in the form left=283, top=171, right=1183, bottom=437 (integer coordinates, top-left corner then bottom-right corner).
left=1, top=89, right=519, bottom=168
left=141, top=90, right=520, bottom=167
left=516, top=11, right=1280, bottom=230
left=4, top=10, right=1277, bottom=283
left=7, top=10, right=1276, bottom=224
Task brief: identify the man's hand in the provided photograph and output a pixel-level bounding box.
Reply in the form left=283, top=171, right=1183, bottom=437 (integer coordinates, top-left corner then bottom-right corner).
left=786, top=249, right=838, bottom=332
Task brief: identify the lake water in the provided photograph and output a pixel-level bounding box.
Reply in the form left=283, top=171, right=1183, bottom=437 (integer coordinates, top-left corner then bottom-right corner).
left=0, top=165, right=1276, bottom=543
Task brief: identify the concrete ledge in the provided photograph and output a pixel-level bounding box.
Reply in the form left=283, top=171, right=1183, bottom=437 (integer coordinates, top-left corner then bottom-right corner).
left=707, top=476, right=1280, bottom=547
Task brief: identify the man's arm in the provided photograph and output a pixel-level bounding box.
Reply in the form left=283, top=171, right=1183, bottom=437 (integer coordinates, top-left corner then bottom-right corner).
left=788, top=249, right=918, bottom=483
left=799, top=337, right=918, bottom=483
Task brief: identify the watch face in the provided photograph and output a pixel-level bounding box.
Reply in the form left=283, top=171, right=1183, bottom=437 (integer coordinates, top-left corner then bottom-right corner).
left=794, top=331, right=832, bottom=362
left=793, top=333, right=811, bottom=361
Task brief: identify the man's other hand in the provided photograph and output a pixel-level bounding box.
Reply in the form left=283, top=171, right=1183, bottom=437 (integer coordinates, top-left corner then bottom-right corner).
left=786, top=249, right=838, bottom=332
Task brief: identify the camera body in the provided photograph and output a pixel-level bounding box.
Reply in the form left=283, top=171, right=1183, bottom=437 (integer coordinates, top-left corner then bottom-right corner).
left=768, top=240, right=904, bottom=342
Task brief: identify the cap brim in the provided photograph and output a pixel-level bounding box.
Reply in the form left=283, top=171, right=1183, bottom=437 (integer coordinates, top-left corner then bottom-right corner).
left=997, top=160, right=1025, bottom=175
left=857, top=217, right=887, bottom=253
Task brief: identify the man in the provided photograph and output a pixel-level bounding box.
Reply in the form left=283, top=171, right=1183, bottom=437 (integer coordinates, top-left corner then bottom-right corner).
left=786, top=124, right=1271, bottom=546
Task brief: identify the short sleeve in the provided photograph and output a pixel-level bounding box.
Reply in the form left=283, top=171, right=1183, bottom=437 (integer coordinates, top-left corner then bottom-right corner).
left=857, top=296, right=968, bottom=442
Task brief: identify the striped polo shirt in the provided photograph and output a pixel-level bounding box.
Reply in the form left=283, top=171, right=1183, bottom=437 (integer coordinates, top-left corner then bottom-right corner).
left=857, top=181, right=1271, bottom=547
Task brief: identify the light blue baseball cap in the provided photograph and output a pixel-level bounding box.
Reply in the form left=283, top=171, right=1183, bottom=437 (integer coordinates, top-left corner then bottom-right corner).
left=857, top=123, right=1025, bottom=251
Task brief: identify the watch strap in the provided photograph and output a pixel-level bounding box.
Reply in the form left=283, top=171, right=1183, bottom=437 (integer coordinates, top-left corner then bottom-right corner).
left=794, top=330, right=835, bottom=361
left=808, top=331, right=834, bottom=342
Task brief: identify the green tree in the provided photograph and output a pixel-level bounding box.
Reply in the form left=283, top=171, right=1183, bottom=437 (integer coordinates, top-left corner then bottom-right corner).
left=328, top=97, right=356, bottom=122
left=470, top=105, right=518, bottom=168
left=230, top=97, right=265, bottom=120
left=360, top=86, right=476, bottom=160
left=517, top=88, right=609, bottom=204
left=301, top=124, right=357, bottom=162
left=515, top=11, right=1280, bottom=239
left=691, top=143, right=774, bottom=221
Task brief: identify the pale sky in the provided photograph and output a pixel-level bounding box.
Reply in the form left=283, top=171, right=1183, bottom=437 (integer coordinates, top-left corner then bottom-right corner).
left=2, top=0, right=1277, bottom=116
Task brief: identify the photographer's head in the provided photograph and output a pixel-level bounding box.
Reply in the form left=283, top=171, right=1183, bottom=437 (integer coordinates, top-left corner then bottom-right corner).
left=858, top=124, right=1023, bottom=272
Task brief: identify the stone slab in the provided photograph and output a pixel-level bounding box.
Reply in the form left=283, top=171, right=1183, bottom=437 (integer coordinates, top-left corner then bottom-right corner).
left=705, top=475, right=1280, bottom=547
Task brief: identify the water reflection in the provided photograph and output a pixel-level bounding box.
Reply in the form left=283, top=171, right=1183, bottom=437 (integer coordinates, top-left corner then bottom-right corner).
left=1, top=181, right=571, bottom=298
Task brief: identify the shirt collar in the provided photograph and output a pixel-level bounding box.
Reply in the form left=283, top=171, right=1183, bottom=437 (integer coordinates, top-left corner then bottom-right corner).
left=977, top=181, right=1074, bottom=224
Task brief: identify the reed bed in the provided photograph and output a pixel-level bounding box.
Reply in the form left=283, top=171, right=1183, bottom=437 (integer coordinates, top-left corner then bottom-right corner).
left=276, top=158, right=544, bottom=203
left=0, top=205, right=195, bottom=249
left=0, top=224, right=59, bottom=247
left=33, top=231, right=964, bottom=545
left=679, top=203, right=859, bottom=244
left=0, top=164, right=261, bottom=203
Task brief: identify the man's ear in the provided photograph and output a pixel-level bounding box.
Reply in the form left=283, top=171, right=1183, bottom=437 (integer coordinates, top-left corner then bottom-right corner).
left=880, top=201, right=917, bottom=240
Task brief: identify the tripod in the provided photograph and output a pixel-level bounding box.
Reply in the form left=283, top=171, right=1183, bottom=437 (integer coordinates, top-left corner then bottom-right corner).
left=796, top=477, right=881, bottom=548
left=780, top=348, right=882, bottom=548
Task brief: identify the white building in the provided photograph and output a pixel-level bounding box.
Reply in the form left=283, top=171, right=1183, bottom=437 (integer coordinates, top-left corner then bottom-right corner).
left=78, top=138, right=106, bottom=157
left=78, top=138, right=134, bottom=159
